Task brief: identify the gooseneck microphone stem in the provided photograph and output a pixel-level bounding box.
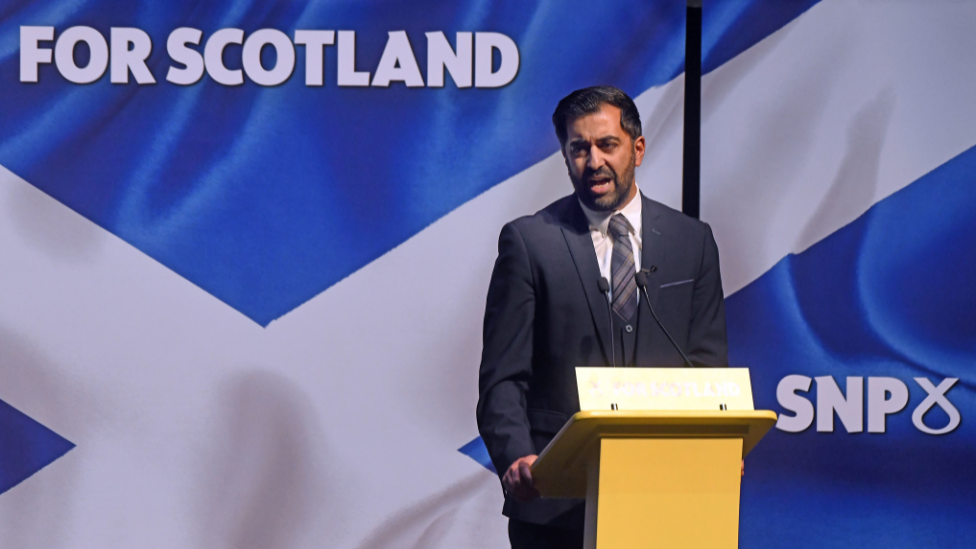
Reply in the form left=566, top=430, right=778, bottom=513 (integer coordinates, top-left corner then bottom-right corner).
left=597, top=277, right=616, bottom=368
left=634, top=271, right=695, bottom=369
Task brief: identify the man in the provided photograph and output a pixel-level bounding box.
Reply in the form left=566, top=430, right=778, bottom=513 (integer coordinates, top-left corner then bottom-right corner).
left=476, top=86, right=728, bottom=548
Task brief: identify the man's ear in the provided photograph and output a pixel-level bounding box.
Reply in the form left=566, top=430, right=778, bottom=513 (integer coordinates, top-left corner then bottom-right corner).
left=633, top=135, right=646, bottom=167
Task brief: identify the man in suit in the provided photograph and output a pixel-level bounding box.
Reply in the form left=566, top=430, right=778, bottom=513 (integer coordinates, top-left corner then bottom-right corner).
left=476, top=86, right=728, bottom=548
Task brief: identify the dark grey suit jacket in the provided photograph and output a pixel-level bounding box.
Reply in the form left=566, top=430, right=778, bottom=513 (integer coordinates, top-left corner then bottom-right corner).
left=476, top=192, right=728, bottom=527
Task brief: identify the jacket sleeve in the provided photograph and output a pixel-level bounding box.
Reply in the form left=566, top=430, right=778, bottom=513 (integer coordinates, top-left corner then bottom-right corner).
left=476, top=222, right=536, bottom=478
left=686, top=222, right=729, bottom=367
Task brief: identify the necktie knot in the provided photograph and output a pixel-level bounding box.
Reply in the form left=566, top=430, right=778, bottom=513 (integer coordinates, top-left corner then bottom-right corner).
left=607, top=213, right=630, bottom=240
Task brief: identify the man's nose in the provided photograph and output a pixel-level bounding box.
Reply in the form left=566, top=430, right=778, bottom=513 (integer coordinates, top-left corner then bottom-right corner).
left=587, top=145, right=605, bottom=170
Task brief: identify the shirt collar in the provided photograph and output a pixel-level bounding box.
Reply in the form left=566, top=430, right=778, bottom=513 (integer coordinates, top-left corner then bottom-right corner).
left=578, top=186, right=643, bottom=237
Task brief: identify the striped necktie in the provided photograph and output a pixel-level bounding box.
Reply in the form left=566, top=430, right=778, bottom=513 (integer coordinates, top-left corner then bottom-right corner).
left=608, top=213, right=638, bottom=321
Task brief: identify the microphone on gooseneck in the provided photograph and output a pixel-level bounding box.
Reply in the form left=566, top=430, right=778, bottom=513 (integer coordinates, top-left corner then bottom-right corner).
left=597, top=277, right=616, bottom=368
left=633, top=270, right=695, bottom=368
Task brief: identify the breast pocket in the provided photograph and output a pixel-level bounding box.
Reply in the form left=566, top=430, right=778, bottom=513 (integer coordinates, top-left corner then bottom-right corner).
left=657, top=279, right=695, bottom=334
left=660, top=278, right=694, bottom=289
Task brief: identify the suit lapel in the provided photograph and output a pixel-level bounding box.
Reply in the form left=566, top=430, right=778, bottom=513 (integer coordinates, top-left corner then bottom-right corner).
left=637, top=194, right=666, bottom=362
left=560, top=198, right=613, bottom=366
left=639, top=194, right=665, bottom=304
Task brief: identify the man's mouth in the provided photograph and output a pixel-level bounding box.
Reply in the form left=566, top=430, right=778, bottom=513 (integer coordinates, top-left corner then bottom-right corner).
left=588, top=177, right=613, bottom=195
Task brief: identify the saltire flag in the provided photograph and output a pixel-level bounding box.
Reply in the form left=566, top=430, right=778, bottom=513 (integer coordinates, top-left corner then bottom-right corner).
left=702, top=1, right=976, bottom=547
left=1, top=1, right=687, bottom=547
left=1, top=0, right=970, bottom=547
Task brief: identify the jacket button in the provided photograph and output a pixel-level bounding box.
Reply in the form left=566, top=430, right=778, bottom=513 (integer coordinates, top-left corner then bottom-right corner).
left=625, top=325, right=633, bottom=333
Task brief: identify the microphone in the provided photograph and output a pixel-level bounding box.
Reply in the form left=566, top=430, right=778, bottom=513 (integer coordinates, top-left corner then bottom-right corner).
left=634, top=270, right=694, bottom=368
left=597, top=277, right=616, bottom=367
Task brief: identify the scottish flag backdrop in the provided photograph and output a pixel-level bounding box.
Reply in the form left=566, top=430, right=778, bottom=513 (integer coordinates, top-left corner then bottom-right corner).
left=2, top=1, right=695, bottom=547
left=701, top=0, right=976, bottom=547
left=0, top=0, right=972, bottom=547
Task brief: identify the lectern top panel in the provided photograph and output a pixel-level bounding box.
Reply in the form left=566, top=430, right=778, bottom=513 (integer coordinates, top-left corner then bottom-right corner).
left=576, top=367, right=755, bottom=411
left=531, top=410, right=777, bottom=498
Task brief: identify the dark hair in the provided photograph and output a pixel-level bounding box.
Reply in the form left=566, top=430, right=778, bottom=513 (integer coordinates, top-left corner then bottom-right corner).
left=552, top=86, right=642, bottom=146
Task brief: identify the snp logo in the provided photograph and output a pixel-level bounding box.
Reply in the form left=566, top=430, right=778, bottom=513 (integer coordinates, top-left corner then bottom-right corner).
left=776, top=376, right=961, bottom=435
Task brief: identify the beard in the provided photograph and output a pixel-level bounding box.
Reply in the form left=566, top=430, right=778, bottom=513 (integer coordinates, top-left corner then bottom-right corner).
left=569, top=151, right=637, bottom=212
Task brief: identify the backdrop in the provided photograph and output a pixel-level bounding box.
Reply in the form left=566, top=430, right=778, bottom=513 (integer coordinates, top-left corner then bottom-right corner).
left=701, top=1, right=976, bottom=547
left=0, top=1, right=971, bottom=547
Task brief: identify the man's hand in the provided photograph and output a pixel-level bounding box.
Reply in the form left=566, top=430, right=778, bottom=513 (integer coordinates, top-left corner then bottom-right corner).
left=502, top=455, right=540, bottom=501
left=741, top=460, right=745, bottom=477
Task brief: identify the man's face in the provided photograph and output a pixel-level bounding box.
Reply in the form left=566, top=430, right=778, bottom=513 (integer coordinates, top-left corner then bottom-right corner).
left=562, top=104, right=645, bottom=212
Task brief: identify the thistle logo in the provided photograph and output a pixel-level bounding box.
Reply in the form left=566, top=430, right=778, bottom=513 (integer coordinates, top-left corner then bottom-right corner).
left=776, top=375, right=961, bottom=435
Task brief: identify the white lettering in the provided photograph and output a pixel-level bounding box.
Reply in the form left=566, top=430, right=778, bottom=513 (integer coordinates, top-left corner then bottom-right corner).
left=55, top=26, right=109, bottom=84
left=426, top=31, right=472, bottom=88
left=294, top=30, right=334, bottom=86
left=716, top=382, right=729, bottom=397
left=204, top=28, right=244, bottom=86
left=166, top=27, right=204, bottom=85
left=474, top=32, right=518, bottom=88
left=337, top=31, right=370, bottom=87
left=20, top=26, right=54, bottom=83
left=24, top=27, right=520, bottom=89
left=776, top=374, right=962, bottom=435
left=816, top=376, right=863, bottom=433
left=776, top=375, right=814, bottom=432
left=111, top=27, right=155, bottom=84
left=372, top=31, right=423, bottom=87
left=866, top=377, right=908, bottom=433
left=243, top=29, right=295, bottom=86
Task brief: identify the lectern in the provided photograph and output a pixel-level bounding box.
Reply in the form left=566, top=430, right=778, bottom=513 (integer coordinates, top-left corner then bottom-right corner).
left=531, top=409, right=777, bottom=548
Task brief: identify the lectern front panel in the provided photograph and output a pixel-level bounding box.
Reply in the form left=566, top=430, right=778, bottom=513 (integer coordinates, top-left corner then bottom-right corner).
left=584, top=437, right=743, bottom=549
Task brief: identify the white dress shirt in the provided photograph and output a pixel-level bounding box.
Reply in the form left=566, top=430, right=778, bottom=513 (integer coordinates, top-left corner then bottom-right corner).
left=578, top=187, right=643, bottom=302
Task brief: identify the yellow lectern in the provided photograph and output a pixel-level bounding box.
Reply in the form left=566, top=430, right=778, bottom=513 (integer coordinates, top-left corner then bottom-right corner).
left=531, top=410, right=777, bottom=549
